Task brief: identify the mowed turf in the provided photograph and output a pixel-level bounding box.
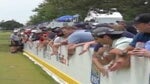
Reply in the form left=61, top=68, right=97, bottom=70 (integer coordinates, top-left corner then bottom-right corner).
left=0, top=32, right=58, bottom=84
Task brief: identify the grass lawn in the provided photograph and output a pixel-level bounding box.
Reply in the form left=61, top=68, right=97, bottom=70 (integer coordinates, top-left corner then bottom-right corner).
left=0, top=31, right=58, bottom=84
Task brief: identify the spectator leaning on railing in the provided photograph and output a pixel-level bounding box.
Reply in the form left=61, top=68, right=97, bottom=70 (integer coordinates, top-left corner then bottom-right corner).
left=91, top=27, right=132, bottom=83
left=61, top=26, right=94, bottom=58
left=127, top=13, right=150, bottom=57
left=36, top=27, right=56, bottom=50
left=79, top=23, right=134, bottom=56
left=51, top=28, right=68, bottom=55
left=110, top=13, right=150, bottom=71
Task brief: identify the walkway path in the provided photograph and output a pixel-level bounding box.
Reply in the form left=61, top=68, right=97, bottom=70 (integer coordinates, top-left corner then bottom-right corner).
left=0, top=32, right=58, bottom=84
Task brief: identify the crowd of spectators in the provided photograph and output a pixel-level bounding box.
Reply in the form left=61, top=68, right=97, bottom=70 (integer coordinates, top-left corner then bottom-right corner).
left=10, top=13, right=150, bottom=82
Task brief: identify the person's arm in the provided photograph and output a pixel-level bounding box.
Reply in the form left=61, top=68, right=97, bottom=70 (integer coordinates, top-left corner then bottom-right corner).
left=67, top=41, right=96, bottom=56
left=108, top=45, right=134, bottom=57
left=129, top=48, right=150, bottom=57
left=93, top=47, right=116, bottom=76
left=50, top=44, right=59, bottom=55
left=108, top=46, right=133, bottom=71
left=79, top=41, right=96, bottom=55
left=92, top=51, right=108, bottom=77
left=122, top=45, right=134, bottom=56
left=67, top=33, right=80, bottom=56
left=107, top=48, right=129, bottom=71
left=67, top=43, right=76, bottom=57
left=60, top=39, right=68, bottom=45
left=50, top=38, right=67, bottom=55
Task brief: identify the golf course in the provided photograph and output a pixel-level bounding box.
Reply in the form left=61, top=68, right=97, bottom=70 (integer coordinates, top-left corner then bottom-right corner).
left=0, top=31, right=58, bottom=84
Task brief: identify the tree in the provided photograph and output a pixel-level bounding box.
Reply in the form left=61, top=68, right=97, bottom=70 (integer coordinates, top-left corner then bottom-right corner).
left=0, top=20, right=24, bottom=30
left=28, top=0, right=150, bottom=24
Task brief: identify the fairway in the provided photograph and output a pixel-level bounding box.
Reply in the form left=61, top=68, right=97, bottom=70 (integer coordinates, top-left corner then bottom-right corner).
left=0, top=31, right=58, bottom=84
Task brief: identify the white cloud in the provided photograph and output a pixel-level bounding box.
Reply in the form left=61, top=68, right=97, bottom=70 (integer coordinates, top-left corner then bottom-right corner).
left=0, top=0, right=43, bottom=24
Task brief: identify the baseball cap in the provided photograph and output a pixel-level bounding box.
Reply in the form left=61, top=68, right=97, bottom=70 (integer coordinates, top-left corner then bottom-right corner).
left=91, top=27, right=124, bottom=37
left=134, top=13, right=150, bottom=24
left=73, top=22, right=87, bottom=28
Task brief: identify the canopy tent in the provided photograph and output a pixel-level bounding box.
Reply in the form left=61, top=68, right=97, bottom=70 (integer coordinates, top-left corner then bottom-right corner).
left=56, top=15, right=74, bottom=22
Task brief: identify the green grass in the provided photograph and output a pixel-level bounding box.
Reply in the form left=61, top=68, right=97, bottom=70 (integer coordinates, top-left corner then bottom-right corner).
left=0, top=31, right=58, bottom=84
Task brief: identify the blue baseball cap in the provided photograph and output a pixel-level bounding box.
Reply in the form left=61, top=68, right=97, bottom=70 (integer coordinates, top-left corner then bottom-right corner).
left=134, top=13, right=150, bottom=24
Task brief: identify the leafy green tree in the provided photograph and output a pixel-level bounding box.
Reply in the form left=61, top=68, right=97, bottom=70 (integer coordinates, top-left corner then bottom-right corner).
left=28, top=0, right=150, bottom=24
left=0, top=20, right=24, bottom=30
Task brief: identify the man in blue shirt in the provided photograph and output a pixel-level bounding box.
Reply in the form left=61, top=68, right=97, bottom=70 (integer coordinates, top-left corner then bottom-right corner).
left=61, top=26, right=94, bottom=57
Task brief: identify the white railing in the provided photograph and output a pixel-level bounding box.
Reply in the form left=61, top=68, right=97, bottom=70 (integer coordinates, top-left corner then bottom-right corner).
left=23, top=41, right=150, bottom=84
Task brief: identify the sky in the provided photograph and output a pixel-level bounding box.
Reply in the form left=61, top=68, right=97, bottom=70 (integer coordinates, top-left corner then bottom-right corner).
left=0, top=0, right=44, bottom=24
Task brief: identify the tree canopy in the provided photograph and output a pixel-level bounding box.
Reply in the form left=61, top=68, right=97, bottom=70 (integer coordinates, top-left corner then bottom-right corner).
left=28, top=0, right=150, bottom=25
left=0, top=20, right=24, bottom=30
